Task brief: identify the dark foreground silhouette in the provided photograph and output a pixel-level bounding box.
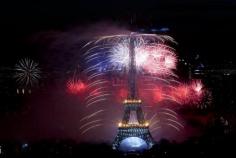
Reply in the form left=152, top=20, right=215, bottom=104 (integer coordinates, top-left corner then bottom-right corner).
left=0, top=133, right=235, bottom=158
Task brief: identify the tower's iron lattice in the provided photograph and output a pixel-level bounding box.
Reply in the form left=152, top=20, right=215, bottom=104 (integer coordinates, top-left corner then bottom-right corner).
left=112, top=34, right=154, bottom=151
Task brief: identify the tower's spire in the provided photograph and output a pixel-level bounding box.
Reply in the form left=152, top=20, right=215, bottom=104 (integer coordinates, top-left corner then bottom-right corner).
left=128, top=33, right=137, bottom=99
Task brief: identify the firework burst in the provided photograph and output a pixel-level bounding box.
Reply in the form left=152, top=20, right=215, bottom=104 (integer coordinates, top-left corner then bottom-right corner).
left=66, top=77, right=86, bottom=94
left=80, top=33, right=178, bottom=115
left=14, top=58, right=41, bottom=87
left=72, top=33, right=212, bottom=138
left=147, top=108, right=184, bottom=138
left=171, top=80, right=212, bottom=108
left=83, top=33, right=177, bottom=77
left=110, top=43, right=177, bottom=76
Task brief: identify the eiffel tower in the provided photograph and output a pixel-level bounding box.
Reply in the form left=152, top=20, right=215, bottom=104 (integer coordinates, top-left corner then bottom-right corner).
left=112, top=34, right=154, bottom=152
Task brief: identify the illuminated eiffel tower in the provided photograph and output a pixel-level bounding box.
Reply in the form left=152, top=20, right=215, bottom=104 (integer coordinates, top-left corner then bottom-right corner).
left=112, top=34, right=154, bottom=152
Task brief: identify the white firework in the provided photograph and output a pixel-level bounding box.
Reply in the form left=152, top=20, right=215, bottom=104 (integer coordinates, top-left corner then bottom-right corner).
left=14, top=58, right=41, bottom=87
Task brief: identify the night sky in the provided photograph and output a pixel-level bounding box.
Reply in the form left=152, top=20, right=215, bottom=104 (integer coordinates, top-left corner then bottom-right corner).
left=0, top=0, right=235, bottom=143
left=1, top=0, right=236, bottom=64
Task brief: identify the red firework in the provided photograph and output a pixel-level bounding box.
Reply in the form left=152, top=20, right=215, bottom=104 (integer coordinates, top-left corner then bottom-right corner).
left=137, top=44, right=177, bottom=75
left=152, top=87, right=164, bottom=102
left=172, top=80, right=204, bottom=105
left=67, top=78, right=86, bottom=94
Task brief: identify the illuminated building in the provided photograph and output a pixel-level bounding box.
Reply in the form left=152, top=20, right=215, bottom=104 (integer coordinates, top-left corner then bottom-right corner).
left=112, top=34, right=154, bottom=152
